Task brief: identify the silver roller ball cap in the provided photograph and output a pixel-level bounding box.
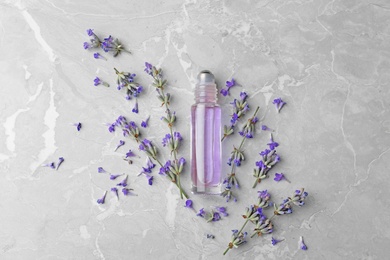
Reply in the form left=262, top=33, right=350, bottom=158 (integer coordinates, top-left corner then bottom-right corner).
left=197, top=70, right=215, bottom=84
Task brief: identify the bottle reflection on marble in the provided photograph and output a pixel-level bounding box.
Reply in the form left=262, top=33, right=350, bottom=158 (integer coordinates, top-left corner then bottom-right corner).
left=191, top=70, right=222, bottom=194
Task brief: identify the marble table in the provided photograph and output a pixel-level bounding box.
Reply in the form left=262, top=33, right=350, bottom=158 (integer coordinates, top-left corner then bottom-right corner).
left=1, top=0, right=389, bottom=259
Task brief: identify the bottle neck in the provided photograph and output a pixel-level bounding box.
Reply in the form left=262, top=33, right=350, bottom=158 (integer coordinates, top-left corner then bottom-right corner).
left=195, top=83, right=218, bottom=103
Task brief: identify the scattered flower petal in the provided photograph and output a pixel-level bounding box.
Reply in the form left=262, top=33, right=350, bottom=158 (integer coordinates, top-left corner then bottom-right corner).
left=184, top=199, right=193, bottom=208
left=299, top=236, right=307, bottom=250
left=96, top=191, right=107, bottom=204
left=56, top=157, right=64, bottom=170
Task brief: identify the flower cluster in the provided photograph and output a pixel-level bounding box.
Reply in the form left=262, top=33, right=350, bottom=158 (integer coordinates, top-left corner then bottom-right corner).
left=220, top=78, right=236, bottom=96
left=223, top=190, right=272, bottom=255
left=108, top=115, right=141, bottom=143
left=114, top=68, right=143, bottom=104
left=42, top=157, right=64, bottom=171
left=222, top=92, right=250, bottom=141
left=96, top=167, right=135, bottom=204
left=224, top=189, right=308, bottom=255
left=196, top=206, right=228, bottom=223
left=252, top=137, right=281, bottom=188
left=222, top=107, right=260, bottom=202
left=83, top=29, right=130, bottom=57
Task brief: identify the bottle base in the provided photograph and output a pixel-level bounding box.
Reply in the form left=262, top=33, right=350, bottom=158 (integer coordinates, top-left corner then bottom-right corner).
left=191, top=184, right=222, bottom=195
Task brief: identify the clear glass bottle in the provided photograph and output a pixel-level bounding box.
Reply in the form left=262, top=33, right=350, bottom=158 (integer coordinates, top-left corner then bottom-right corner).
left=191, top=70, right=222, bottom=194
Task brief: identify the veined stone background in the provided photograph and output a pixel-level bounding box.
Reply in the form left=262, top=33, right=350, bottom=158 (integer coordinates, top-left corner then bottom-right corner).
left=1, top=0, right=389, bottom=259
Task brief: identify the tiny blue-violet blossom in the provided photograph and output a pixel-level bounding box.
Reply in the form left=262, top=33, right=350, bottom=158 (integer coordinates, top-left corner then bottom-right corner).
left=56, top=157, right=64, bottom=170
left=220, top=78, right=236, bottom=96
left=73, top=122, right=82, bottom=131
left=215, top=206, right=228, bottom=217
left=132, top=101, right=139, bottom=114
left=114, top=140, right=125, bottom=151
left=122, top=188, right=134, bottom=196
left=111, top=187, right=118, bottom=199
left=271, top=237, right=284, bottom=246
left=141, top=116, right=150, bottom=128
left=272, top=97, right=286, bottom=113
left=110, top=174, right=123, bottom=180
left=125, top=150, right=135, bottom=158
left=267, top=134, right=279, bottom=150
left=43, top=162, right=55, bottom=169
left=94, top=77, right=109, bottom=87
left=184, top=199, right=193, bottom=209
left=144, top=62, right=153, bottom=75
left=116, top=175, right=128, bottom=187
left=147, top=175, right=153, bottom=185
left=93, top=52, right=106, bottom=60
left=98, top=167, right=106, bottom=173
left=197, top=208, right=206, bottom=217
left=299, top=236, right=308, bottom=250
left=96, top=191, right=107, bottom=204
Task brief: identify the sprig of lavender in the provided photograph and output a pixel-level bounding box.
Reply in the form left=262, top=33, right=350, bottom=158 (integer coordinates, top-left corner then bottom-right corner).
left=221, top=106, right=260, bottom=202
left=223, top=188, right=308, bottom=255
left=143, top=62, right=187, bottom=199
left=221, top=92, right=250, bottom=141
left=108, top=115, right=141, bottom=143
left=114, top=68, right=143, bottom=102
left=84, top=29, right=130, bottom=57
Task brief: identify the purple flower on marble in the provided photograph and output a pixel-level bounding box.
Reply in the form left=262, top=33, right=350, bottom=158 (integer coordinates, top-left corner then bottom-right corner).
left=111, top=187, right=118, bottom=199
left=43, top=162, right=56, bottom=169
left=110, top=174, right=123, bottom=180
left=141, top=116, right=150, bottom=128
left=132, top=100, right=139, bottom=114
left=274, top=173, right=284, bottom=182
left=116, top=175, right=128, bottom=187
left=83, top=42, right=91, bottom=49
left=299, top=236, right=308, bottom=250
left=271, top=237, right=284, bottom=246
left=144, top=62, right=153, bottom=75
left=93, top=52, right=106, bottom=60
left=197, top=208, right=206, bottom=217
left=220, top=78, right=236, bottom=96
left=216, top=206, right=228, bottom=217
left=73, top=122, right=82, bottom=131
left=114, top=140, right=125, bottom=151
left=122, top=188, right=133, bottom=196
left=184, top=199, right=193, bottom=209
left=87, top=29, right=94, bottom=36
left=56, top=157, right=64, bottom=170
left=147, top=175, right=153, bottom=185
left=272, top=97, right=286, bottom=113
left=94, top=77, right=109, bottom=87
left=125, top=150, right=135, bottom=158
left=267, top=134, right=279, bottom=150
left=98, top=167, right=106, bottom=173
left=96, top=191, right=107, bottom=204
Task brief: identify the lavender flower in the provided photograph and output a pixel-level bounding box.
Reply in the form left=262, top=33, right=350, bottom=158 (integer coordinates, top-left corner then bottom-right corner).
left=144, top=62, right=153, bottom=75
left=273, top=199, right=293, bottom=215
left=110, top=116, right=140, bottom=142
left=299, top=236, right=308, bottom=250
left=110, top=174, right=123, bottom=180
left=222, top=92, right=250, bottom=141
left=215, top=206, right=228, bottom=217
left=223, top=230, right=247, bottom=255
left=271, top=237, right=284, bottom=246
left=239, top=115, right=259, bottom=138
left=56, top=157, right=64, bottom=170
left=289, top=188, right=308, bottom=206
left=251, top=217, right=273, bottom=237
left=114, top=140, right=125, bottom=151
left=97, top=167, right=106, bottom=173
left=42, top=162, right=55, bottom=169
left=139, top=138, right=157, bottom=159
left=73, top=122, right=82, bottom=131
left=116, top=175, right=128, bottom=187
left=84, top=29, right=102, bottom=49
left=132, top=100, right=139, bottom=113
left=94, top=76, right=109, bottom=87
left=221, top=185, right=237, bottom=202
left=220, top=78, right=236, bottom=96
left=147, top=175, right=153, bottom=185
left=274, top=173, right=290, bottom=183
left=101, top=35, right=130, bottom=57
left=96, top=191, right=107, bottom=204
left=267, top=134, right=279, bottom=150
left=197, top=208, right=206, bottom=217
left=111, top=187, right=118, bottom=199
left=93, top=52, right=106, bottom=60
left=272, top=97, right=286, bottom=113
left=184, top=199, right=193, bottom=209
left=114, top=68, right=142, bottom=100
left=261, top=125, right=273, bottom=131
left=122, top=188, right=134, bottom=196
left=141, top=116, right=150, bottom=128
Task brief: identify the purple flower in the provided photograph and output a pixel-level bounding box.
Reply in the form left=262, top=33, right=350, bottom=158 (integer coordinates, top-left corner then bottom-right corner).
left=212, top=212, right=221, bottom=221
left=147, top=175, right=153, bottom=185
left=274, top=173, right=290, bottom=183
left=162, top=133, right=171, bottom=147
left=272, top=97, right=286, bottom=113
left=43, top=162, right=55, bottom=169
left=111, top=187, right=118, bottom=199
left=114, top=140, right=125, bottom=151
left=197, top=208, right=206, bottom=217
left=271, top=237, right=284, bottom=246
left=73, top=122, right=82, bottom=131
left=97, top=167, right=106, bottom=173
left=86, top=29, right=94, bottom=36
left=132, top=101, right=139, bottom=114
left=258, top=190, right=270, bottom=200
left=96, top=191, right=107, bottom=204
left=141, top=116, right=149, bottom=128
left=122, top=188, right=133, bottom=196
left=108, top=123, right=115, bottom=133
left=94, top=77, right=101, bottom=86
left=215, top=206, right=228, bottom=217
left=116, top=175, right=128, bottom=187
left=226, top=78, right=236, bottom=88
left=83, top=42, right=91, bottom=49
left=239, top=91, right=247, bottom=100
left=290, top=188, right=308, bottom=206
left=299, top=236, right=308, bottom=250
left=144, top=62, right=153, bottom=75
left=267, top=134, right=279, bottom=150
left=93, top=52, right=106, bottom=60
left=125, top=150, right=135, bottom=158
left=159, top=160, right=171, bottom=175
left=230, top=113, right=239, bottom=125
left=110, top=174, right=123, bottom=180
left=220, top=88, right=229, bottom=96
left=178, top=157, right=186, bottom=166
left=56, top=157, right=64, bottom=170
left=184, top=199, right=193, bottom=208
left=262, top=125, right=273, bottom=131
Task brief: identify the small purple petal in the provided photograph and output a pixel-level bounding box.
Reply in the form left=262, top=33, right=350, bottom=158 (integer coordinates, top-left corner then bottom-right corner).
left=184, top=199, right=193, bottom=208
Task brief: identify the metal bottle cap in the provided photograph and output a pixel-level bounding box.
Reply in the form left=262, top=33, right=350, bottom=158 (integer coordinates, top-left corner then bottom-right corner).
left=197, top=70, right=215, bottom=84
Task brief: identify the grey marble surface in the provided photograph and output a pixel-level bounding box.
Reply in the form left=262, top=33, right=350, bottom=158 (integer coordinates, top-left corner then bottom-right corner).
left=1, top=0, right=390, bottom=259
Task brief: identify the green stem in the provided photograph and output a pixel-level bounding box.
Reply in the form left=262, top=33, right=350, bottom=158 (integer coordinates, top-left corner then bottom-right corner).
left=252, top=178, right=259, bottom=188
left=223, top=218, right=250, bottom=255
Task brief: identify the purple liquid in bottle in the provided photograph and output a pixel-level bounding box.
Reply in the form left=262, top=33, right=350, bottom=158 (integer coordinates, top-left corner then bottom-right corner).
left=191, top=71, right=222, bottom=194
